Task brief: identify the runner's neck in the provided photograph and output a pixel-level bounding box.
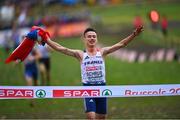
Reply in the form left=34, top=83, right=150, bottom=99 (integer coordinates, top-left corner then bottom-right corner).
left=86, top=47, right=97, bottom=56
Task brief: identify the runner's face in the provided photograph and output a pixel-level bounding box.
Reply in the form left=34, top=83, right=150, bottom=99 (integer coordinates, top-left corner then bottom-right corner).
left=84, top=31, right=97, bottom=47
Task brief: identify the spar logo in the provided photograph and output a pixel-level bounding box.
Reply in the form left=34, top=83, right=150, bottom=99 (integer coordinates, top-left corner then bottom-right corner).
left=0, top=89, right=33, bottom=98
left=102, top=89, right=112, bottom=96
left=36, top=89, right=46, bottom=98
left=53, top=89, right=100, bottom=97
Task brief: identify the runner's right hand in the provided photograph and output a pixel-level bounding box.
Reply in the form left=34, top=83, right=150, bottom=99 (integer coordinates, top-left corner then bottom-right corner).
left=26, top=26, right=50, bottom=45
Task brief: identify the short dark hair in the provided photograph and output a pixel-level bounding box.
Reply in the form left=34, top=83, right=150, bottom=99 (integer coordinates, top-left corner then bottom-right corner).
left=83, top=28, right=96, bottom=37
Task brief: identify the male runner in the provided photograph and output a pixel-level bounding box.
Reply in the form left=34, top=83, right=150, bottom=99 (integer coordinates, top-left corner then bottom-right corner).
left=37, top=44, right=51, bottom=86
left=27, top=25, right=143, bottom=119
left=23, top=47, right=40, bottom=107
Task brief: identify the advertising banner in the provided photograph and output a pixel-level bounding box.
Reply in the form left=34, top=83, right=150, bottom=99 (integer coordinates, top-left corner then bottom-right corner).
left=0, top=84, right=180, bottom=99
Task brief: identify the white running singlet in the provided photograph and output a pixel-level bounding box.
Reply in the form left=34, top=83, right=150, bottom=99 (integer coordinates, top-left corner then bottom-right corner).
left=81, top=50, right=106, bottom=84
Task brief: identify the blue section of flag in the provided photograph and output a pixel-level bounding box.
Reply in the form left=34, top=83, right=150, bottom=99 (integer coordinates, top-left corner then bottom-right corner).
left=26, top=30, right=38, bottom=40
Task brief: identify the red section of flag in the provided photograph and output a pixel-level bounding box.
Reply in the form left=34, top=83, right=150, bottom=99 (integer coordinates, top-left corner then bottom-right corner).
left=5, top=38, right=35, bottom=64
left=0, top=89, right=33, bottom=98
left=53, top=89, right=100, bottom=97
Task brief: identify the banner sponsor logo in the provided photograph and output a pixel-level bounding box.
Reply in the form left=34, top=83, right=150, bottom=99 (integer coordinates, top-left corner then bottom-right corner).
left=0, top=89, right=33, bottom=98
left=53, top=89, right=100, bottom=97
left=102, top=89, right=112, bottom=96
left=35, top=89, right=46, bottom=98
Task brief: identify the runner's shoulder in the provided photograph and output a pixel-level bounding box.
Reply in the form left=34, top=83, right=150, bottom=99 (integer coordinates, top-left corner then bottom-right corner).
left=74, top=50, right=83, bottom=60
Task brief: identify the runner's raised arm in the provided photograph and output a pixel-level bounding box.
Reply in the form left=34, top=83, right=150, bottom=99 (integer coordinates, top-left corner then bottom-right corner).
left=45, top=38, right=83, bottom=61
left=101, top=26, right=143, bottom=57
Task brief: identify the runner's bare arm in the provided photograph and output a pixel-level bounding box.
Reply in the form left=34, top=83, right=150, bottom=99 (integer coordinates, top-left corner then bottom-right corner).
left=101, top=26, right=143, bottom=57
left=46, top=38, right=83, bottom=60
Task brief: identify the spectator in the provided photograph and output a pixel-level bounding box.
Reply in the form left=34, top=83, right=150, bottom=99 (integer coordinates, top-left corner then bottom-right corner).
left=161, top=15, right=168, bottom=37
left=134, top=15, right=143, bottom=28
left=0, top=1, right=15, bottom=29
left=11, top=24, right=21, bottom=49
left=3, top=31, right=12, bottom=53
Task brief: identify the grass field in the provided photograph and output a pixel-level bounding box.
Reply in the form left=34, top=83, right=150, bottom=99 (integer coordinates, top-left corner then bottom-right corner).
left=1, top=38, right=180, bottom=119
left=1, top=1, right=180, bottom=119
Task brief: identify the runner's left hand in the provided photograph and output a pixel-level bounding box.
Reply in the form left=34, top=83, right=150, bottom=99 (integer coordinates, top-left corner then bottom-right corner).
left=133, top=25, right=144, bottom=36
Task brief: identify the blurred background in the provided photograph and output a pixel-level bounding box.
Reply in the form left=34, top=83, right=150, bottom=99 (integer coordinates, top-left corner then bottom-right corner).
left=0, top=0, right=180, bottom=119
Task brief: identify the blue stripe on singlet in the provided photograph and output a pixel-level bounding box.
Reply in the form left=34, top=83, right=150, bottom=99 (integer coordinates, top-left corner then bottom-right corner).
left=83, top=82, right=106, bottom=86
